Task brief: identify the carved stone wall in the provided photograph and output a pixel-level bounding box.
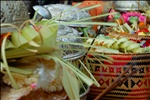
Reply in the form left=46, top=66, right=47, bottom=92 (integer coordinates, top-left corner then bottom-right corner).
left=1, top=1, right=29, bottom=33
left=1, top=1, right=29, bottom=24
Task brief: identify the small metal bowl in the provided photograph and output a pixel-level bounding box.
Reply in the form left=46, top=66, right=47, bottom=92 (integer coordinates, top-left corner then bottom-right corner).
left=113, top=1, right=149, bottom=11
left=57, top=25, right=86, bottom=60
left=43, top=4, right=92, bottom=27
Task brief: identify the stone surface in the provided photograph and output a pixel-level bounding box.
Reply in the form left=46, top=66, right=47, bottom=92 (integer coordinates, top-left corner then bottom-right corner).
left=1, top=1, right=29, bottom=33
left=113, top=1, right=149, bottom=11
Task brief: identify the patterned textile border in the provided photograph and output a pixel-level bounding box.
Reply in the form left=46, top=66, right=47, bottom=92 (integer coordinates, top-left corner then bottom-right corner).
left=87, top=53, right=150, bottom=100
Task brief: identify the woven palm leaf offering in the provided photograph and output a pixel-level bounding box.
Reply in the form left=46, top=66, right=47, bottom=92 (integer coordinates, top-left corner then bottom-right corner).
left=0, top=3, right=118, bottom=100
left=84, top=2, right=150, bottom=100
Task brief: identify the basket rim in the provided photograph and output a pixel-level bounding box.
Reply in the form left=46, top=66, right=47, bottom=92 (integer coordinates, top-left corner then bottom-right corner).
left=88, top=52, right=150, bottom=55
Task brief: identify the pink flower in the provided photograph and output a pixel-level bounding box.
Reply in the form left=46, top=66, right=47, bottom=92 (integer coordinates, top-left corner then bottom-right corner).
left=132, top=12, right=139, bottom=16
left=107, top=9, right=116, bottom=21
left=31, top=83, right=37, bottom=89
left=121, top=12, right=146, bottom=23
left=121, top=14, right=129, bottom=23
left=139, top=15, right=146, bottom=22
left=108, top=15, right=113, bottom=20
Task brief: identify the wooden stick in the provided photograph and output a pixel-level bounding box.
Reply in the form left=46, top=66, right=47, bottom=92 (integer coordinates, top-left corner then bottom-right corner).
left=94, top=65, right=133, bottom=100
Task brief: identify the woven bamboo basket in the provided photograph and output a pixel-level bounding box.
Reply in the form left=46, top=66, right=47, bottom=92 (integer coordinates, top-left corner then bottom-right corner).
left=85, top=22, right=150, bottom=99
left=86, top=52, right=150, bottom=100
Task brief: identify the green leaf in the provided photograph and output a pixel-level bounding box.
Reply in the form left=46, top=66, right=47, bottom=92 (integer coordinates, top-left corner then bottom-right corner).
left=9, top=66, right=33, bottom=75
left=103, top=39, right=116, bottom=48
left=11, top=32, right=28, bottom=48
left=120, top=41, right=133, bottom=49
left=62, top=67, right=80, bottom=100
left=5, top=39, right=16, bottom=49
left=1, top=37, right=18, bottom=89
left=21, top=26, right=39, bottom=41
left=76, top=12, right=117, bottom=22
left=28, top=41, right=40, bottom=47
left=132, top=47, right=145, bottom=53
left=126, top=43, right=140, bottom=51
left=50, top=22, right=118, bottom=27
left=111, top=42, right=119, bottom=50
left=117, top=38, right=128, bottom=45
